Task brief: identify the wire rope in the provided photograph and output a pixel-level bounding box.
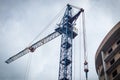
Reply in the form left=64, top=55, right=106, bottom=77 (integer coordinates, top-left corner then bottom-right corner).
left=82, top=12, right=88, bottom=61
left=28, top=6, right=66, bottom=46
left=24, top=54, right=32, bottom=80
left=79, top=14, right=82, bottom=80
left=71, top=14, right=75, bottom=80
left=82, top=10, right=89, bottom=80
left=24, top=5, right=66, bottom=80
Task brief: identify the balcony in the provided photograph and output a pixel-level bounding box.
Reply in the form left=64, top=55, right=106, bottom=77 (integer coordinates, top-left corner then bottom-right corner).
left=104, top=45, right=120, bottom=62
left=113, top=73, right=120, bottom=80
left=106, top=58, right=120, bottom=74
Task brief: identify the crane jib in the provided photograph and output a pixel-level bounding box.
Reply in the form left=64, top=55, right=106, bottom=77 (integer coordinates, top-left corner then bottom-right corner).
left=5, top=32, right=60, bottom=64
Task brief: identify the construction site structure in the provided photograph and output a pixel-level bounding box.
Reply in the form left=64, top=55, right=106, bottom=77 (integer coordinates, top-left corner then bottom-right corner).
left=5, top=4, right=88, bottom=80
left=95, top=22, right=120, bottom=80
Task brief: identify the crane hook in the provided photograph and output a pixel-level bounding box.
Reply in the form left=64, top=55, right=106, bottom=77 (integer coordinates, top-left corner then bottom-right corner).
left=84, top=60, right=89, bottom=80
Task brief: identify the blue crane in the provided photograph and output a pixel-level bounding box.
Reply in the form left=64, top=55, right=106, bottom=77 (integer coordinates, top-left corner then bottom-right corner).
left=5, top=4, right=85, bottom=80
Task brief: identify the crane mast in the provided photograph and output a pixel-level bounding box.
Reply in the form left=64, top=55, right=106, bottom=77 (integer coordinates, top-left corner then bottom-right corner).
left=56, top=4, right=83, bottom=80
left=5, top=4, right=84, bottom=80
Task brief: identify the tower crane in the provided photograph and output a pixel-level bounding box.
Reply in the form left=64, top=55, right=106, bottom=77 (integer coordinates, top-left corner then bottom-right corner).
left=5, top=4, right=85, bottom=80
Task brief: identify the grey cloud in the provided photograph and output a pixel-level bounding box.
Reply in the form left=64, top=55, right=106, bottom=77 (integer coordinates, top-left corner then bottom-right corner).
left=1, top=0, right=120, bottom=80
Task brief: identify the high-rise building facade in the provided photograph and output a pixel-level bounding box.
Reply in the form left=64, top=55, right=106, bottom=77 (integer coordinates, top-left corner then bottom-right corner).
left=95, top=22, right=120, bottom=80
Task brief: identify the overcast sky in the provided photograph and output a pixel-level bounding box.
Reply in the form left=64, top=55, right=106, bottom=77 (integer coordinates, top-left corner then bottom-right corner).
left=0, top=0, right=120, bottom=80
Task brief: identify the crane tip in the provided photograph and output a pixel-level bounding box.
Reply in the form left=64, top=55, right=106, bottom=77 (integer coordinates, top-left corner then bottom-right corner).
left=80, top=8, right=84, bottom=12
left=5, top=59, right=11, bottom=64
left=5, top=61, right=9, bottom=64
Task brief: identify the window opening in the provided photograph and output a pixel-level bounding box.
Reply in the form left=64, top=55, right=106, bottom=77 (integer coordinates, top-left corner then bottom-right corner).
left=110, top=58, right=115, bottom=65
left=112, top=70, right=117, bottom=78
left=108, top=48, right=113, bottom=54
left=116, top=39, right=120, bottom=45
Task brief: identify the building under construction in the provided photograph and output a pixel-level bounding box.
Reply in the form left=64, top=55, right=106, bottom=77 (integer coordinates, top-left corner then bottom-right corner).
left=95, top=22, right=120, bottom=80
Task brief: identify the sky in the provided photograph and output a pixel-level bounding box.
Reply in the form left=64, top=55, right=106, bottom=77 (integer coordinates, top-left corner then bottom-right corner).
left=0, top=0, right=120, bottom=80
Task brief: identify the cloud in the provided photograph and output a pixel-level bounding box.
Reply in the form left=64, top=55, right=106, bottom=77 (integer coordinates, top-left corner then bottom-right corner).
left=1, top=0, right=120, bottom=80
